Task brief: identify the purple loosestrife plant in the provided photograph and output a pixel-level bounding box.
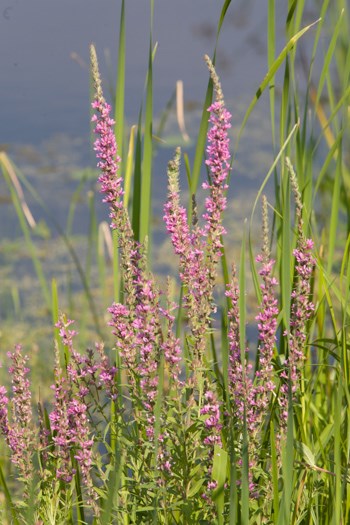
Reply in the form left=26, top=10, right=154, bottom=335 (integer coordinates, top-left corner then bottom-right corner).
left=254, top=196, right=278, bottom=418
left=49, top=345, right=76, bottom=484
left=163, top=56, right=231, bottom=503
left=225, top=197, right=279, bottom=495
left=225, top=272, right=259, bottom=494
left=50, top=316, right=102, bottom=513
left=203, top=55, right=230, bottom=261
left=164, top=55, right=232, bottom=364
left=164, top=148, right=211, bottom=364
left=225, top=271, right=255, bottom=433
left=279, top=159, right=316, bottom=423
left=90, top=44, right=169, bottom=445
left=0, top=345, right=35, bottom=485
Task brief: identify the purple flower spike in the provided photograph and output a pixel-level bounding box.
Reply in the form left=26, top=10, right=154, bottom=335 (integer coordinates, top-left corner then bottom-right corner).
left=255, top=196, right=278, bottom=414
left=92, top=100, right=123, bottom=224
left=164, top=56, right=232, bottom=362
left=203, top=100, right=231, bottom=250
left=6, top=345, right=34, bottom=482
left=280, top=158, right=316, bottom=424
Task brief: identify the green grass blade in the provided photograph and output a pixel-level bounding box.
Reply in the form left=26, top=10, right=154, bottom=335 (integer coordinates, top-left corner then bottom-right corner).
left=114, top=0, right=126, bottom=156
left=270, top=420, right=279, bottom=524
left=0, top=152, right=103, bottom=335
left=268, top=0, right=276, bottom=149
left=66, top=174, right=87, bottom=237
left=183, top=152, right=192, bottom=190
left=229, top=441, right=238, bottom=525
left=239, top=222, right=249, bottom=524
left=139, top=32, right=154, bottom=244
left=241, top=409, right=249, bottom=525
left=132, top=108, right=143, bottom=242
left=249, top=123, right=299, bottom=302
left=239, top=222, right=247, bottom=367
left=0, top=461, right=20, bottom=525
left=190, top=78, right=213, bottom=198
left=236, top=18, right=320, bottom=148
left=123, top=124, right=136, bottom=209
left=278, top=385, right=294, bottom=524
left=217, top=0, right=232, bottom=36
left=333, top=368, right=342, bottom=524
left=327, top=141, right=342, bottom=274
left=212, top=445, right=228, bottom=524
left=0, top=154, right=51, bottom=310
left=190, top=1, right=231, bottom=196
left=51, top=278, right=63, bottom=354
left=314, top=9, right=344, bottom=112
left=281, top=169, right=291, bottom=330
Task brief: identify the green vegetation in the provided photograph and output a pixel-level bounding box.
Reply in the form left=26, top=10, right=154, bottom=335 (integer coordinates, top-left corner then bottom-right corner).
left=0, top=1, right=350, bottom=523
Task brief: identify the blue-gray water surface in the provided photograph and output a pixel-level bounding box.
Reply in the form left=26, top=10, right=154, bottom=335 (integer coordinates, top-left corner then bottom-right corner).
left=0, top=0, right=324, bottom=349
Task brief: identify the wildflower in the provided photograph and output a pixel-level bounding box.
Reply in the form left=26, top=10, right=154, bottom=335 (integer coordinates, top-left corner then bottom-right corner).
left=201, top=390, right=222, bottom=446
left=164, top=57, right=231, bottom=362
left=203, top=54, right=231, bottom=256
left=90, top=45, right=123, bottom=217
left=50, top=318, right=94, bottom=484
left=226, top=270, right=261, bottom=494
left=225, top=271, right=255, bottom=430
left=0, top=385, right=9, bottom=440
left=254, top=196, right=278, bottom=413
left=91, top=44, right=166, bottom=441
left=68, top=398, right=95, bottom=502
left=0, top=345, right=35, bottom=482
left=96, top=342, right=118, bottom=401
left=49, top=349, right=75, bottom=483
left=280, top=159, right=316, bottom=422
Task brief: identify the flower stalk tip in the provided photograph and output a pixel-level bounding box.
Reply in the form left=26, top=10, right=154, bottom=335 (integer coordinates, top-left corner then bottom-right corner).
left=90, top=43, right=104, bottom=104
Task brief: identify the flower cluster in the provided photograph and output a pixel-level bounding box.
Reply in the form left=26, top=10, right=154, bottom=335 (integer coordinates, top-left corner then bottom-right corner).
left=0, top=345, right=34, bottom=483
left=225, top=273, right=257, bottom=434
left=164, top=55, right=231, bottom=363
left=279, top=159, right=316, bottom=422
left=254, top=196, right=278, bottom=416
left=280, top=236, right=315, bottom=421
left=90, top=44, right=167, bottom=441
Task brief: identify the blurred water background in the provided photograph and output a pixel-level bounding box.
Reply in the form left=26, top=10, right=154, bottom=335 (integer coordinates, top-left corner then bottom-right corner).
left=0, top=1, right=322, bottom=354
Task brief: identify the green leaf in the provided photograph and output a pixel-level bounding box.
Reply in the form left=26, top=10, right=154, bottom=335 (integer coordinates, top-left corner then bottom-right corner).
left=187, top=478, right=206, bottom=498
left=295, top=441, right=316, bottom=468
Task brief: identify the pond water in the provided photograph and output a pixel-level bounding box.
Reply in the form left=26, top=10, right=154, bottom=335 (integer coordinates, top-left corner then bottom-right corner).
left=0, top=1, right=323, bottom=351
